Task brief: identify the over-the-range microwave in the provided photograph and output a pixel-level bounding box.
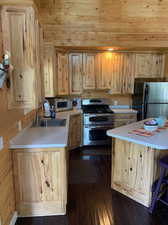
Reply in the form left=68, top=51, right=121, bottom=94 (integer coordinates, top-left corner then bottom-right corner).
left=55, top=99, right=73, bottom=112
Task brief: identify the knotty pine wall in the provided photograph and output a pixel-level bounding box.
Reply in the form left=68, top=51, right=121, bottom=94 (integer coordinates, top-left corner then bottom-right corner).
left=0, top=11, right=36, bottom=225
left=37, top=0, right=168, bottom=47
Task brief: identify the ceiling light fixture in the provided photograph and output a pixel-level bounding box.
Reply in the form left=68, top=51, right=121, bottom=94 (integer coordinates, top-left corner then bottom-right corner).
left=108, top=48, right=114, bottom=51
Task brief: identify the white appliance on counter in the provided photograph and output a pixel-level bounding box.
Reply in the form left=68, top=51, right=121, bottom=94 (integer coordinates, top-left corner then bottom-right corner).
left=55, top=99, right=73, bottom=112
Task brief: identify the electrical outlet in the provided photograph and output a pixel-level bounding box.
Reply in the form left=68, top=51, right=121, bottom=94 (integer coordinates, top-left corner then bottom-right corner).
left=18, top=120, right=22, bottom=131
left=0, top=137, right=3, bottom=151
left=114, top=100, right=118, bottom=106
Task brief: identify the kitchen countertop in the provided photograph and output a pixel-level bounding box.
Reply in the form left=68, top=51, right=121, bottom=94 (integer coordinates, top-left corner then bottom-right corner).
left=112, top=108, right=137, bottom=114
left=10, top=110, right=82, bottom=149
left=107, top=120, right=168, bottom=150
left=110, top=105, right=137, bottom=114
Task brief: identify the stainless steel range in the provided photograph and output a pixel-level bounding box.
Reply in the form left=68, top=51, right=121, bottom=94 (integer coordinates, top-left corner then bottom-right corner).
left=82, top=99, right=114, bottom=146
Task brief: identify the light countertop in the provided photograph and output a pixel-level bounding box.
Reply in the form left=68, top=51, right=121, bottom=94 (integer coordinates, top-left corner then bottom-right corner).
left=110, top=105, right=137, bottom=114
left=107, top=120, right=168, bottom=150
left=112, top=108, right=137, bottom=114
left=10, top=110, right=82, bottom=149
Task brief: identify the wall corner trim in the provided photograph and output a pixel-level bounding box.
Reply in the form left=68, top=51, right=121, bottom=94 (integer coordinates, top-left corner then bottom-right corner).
left=9, top=211, right=18, bottom=225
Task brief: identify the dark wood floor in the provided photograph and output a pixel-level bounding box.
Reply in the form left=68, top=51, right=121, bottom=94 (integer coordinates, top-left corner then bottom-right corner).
left=16, top=146, right=168, bottom=225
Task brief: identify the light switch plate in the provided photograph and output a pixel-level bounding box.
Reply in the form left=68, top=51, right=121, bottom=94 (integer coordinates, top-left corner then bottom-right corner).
left=0, top=137, right=3, bottom=151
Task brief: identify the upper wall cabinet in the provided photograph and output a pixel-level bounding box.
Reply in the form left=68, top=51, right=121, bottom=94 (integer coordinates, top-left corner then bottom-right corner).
left=1, top=6, right=43, bottom=109
left=57, top=52, right=69, bottom=96
left=83, top=53, right=97, bottom=90
left=96, top=52, right=135, bottom=94
left=135, top=53, right=165, bottom=78
left=69, top=53, right=83, bottom=95
left=43, top=45, right=57, bottom=97
left=96, top=53, right=111, bottom=90
left=120, top=53, right=136, bottom=94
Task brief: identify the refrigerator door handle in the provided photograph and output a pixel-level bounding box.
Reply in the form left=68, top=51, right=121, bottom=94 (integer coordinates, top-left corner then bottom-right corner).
left=143, top=84, right=149, bottom=119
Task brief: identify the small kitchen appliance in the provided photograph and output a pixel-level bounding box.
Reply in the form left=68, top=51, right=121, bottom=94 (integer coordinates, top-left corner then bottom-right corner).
left=55, top=99, right=73, bottom=112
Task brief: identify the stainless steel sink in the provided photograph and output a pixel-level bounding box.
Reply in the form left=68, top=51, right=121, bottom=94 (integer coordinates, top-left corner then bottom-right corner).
left=32, top=118, right=66, bottom=127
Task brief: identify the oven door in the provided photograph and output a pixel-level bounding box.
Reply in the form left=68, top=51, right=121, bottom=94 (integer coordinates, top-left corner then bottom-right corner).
left=83, top=125, right=113, bottom=146
left=84, top=114, right=114, bottom=125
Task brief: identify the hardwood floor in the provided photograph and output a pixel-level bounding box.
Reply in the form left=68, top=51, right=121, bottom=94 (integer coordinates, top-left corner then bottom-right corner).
left=16, top=146, right=168, bottom=225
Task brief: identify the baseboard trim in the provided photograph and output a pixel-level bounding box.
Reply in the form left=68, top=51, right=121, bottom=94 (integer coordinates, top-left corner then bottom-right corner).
left=9, top=212, right=18, bottom=225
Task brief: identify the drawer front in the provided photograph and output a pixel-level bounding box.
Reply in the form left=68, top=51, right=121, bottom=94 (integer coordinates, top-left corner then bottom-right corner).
left=114, top=113, right=137, bottom=120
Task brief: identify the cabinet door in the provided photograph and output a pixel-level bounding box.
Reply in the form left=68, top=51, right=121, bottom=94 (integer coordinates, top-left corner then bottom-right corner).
left=13, top=149, right=67, bottom=216
left=43, top=45, right=57, bottom=97
left=121, top=53, right=136, bottom=94
left=83, top=53, right=96, bottom=90
left=68, top=114, right=82, bottom=150
left=69, top=53, right=83, bottom=94
left=57, top=53, right=69, bottom=95
left=1, top=6, right=36, bottom=109
left=34, top=21, right=44, bottom=105
left=96, top=53, right=112, bottom=90
left=135, top=53, right=165, bottom=78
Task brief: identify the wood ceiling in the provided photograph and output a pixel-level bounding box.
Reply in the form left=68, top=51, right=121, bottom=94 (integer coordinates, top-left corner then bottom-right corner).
left=36, top=0, right=168, bottom=49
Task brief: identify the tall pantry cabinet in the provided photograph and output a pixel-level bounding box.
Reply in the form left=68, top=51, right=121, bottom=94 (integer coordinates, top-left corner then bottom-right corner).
left=1, top=6, right=44, bottom=109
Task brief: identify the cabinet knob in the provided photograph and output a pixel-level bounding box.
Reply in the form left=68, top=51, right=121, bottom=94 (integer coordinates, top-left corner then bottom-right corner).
left=19, top=74, right=23, bottom=79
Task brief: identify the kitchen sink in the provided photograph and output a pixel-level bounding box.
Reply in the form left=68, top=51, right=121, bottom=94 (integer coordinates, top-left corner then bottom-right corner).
left=32, top=118, right=66, bottom=127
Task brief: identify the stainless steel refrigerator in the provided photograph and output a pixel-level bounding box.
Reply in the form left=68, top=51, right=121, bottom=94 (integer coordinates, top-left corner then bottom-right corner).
left=133, top=79, right=168, bottom=120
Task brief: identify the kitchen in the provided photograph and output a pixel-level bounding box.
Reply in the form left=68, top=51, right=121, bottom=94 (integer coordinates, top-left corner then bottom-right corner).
left=1, top=1, right=168, bottom=225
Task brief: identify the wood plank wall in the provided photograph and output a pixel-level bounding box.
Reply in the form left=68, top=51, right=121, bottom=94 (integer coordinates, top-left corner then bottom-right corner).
left=37, top=0, right=168, bottom=47
left=0, top=8, right=36, bottom=225
left=0, top=109, right=36, bottom=225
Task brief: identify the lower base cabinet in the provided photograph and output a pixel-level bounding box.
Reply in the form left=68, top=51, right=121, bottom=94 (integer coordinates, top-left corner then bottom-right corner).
left=12, top=148, right=68, bottom=217
left=68, top=114, right=82, bottom=150
left=114, top=113, right=137, bottom=128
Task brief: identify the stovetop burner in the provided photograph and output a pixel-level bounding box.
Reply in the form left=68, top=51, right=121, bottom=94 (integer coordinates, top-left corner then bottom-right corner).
left=82, top=105, right=114, bottom=114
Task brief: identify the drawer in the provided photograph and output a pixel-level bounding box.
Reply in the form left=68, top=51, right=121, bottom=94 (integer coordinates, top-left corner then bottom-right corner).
left=113, top=113, right=137, bottom=120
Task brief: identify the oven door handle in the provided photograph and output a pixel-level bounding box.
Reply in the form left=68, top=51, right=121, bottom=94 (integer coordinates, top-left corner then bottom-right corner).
left=85, top=125, right=113, bottom=129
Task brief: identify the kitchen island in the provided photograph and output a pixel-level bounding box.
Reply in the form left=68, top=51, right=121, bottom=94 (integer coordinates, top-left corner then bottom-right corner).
left=107, top=120, right=168, bottom=207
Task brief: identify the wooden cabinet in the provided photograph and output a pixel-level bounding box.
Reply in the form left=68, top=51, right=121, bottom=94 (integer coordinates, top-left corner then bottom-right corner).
left=83, top=53, right=97, bottom=90
left=112, top=139, right=168, bottom=207
left=57, top=52, right=69, bottom=95
left=43, top=45, right=57, bottom=97
left=69, top=53, right=83, bottom=94
left=1, top=6, right=43, bottom=109
left=13, top=148, right=67, bottom=217
left=68, top=114, right=82, bottom=150
left=121, top=53, right=136, bottom=94
left=97, top=53, right=112, bottom=90
left=135, top=53, right=165, bottom=78
left=114, top=113, right=137, bottom=128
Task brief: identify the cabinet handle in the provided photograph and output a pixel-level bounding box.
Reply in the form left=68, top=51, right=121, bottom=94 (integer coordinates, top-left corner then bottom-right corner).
left=19, top=74, right=23, bottom=79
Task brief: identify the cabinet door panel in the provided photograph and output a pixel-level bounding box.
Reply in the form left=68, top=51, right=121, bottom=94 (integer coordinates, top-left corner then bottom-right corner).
left=68, top=114, right=82, bottom=150
left=44, top=46, right=57, bottom=97
left=69, top=53, right=83, bottom=94
left=97, top=53, right=112, bottom=90
left=135, top=53, right=165, bottom=78
left=83, top=53, right=96, bottom=90
left=57, top=53, right=69, bottom=95
left=1, top=6, right=36, bottom=109
left=13, top=149, right=67, bottom=216
left=121, top=53, right=136, bottom=94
